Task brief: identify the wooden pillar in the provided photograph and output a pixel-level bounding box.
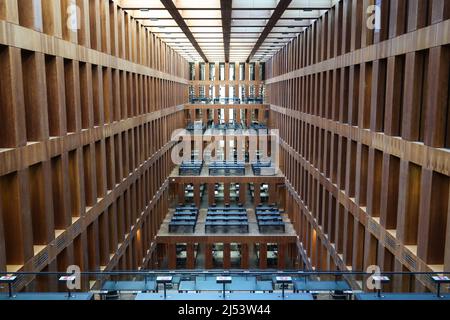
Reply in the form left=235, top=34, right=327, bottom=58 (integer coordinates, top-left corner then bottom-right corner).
left=205, top=63, right=210, bottom=98
left=157, top=244, right=165, bottom=270
left=186, top=243, right=195, bottom=269
left=392, top=259, right=405, bottom=292
left=0, top=0, right=19, bottom=24
left=204, top=244, right=213, bottom=269
left=0, top=47, right=27, bottom=149
left=445, top=202, right=450, bottom=271
left=235, top=62, right=240, bottom=99
left=223, top=243, right=231, bottom=269
left=215, top=63, right=220, bottom=98
left=417, top=169, right=449, bottom=265
left=245, top=63, right=250, bottom=97
left=259, top=243, right=267, bottom=269
left=194, top=62, right=200, bottom=97
left=17, top=0, right=43, bottom=32
left=167, top=243, right=177, bottom=269
left=241, top=243, right=249, bottom=269
left=224, top=183, right=231, bottom=205
left=278, top=243, right=286, bottom=270
left=62, top=0, right=81, bottom=43
left=0, top=200, right=5, bottom=272
left=193, top=183, right=201, bottom=207
left=0, top=170, right=34, bottom=266
left=239, top=183, right=247, bottom=205
left=268, top=183, right=277, bottom=204
left=214, top=109, right=219, bottom=125
left=255, top=62, right=261, bottom=97
left=424, top=46, right=450, bottom=148
left=202, top=108, right=208, bottom=124
left=224, top=107, right=230, bottom=123
left=178, top=183, right=185, bottom=205
left=20, top=53, right=49, bottom=140
left=30, top=160, right=55, bottom=247
left=225, top=63, right=230, bottom=98
left=189, top=109, right=196, bottom=122
left=254, top=183, right=261, bottom=206
left=208, top=183, right=215, bottom=206
left=352, top=218, right=365, bottom=271
left=258, top=107, right=265, bottom=123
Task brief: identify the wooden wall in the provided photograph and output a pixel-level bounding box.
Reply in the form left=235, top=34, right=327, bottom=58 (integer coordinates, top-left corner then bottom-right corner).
left=266, top=0, right=450, bottom=289
left=0, top=0, right=188, bottom=291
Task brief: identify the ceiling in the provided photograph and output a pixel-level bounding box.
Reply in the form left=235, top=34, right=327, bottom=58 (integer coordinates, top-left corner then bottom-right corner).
left=116, top=0, right=338, bottom=63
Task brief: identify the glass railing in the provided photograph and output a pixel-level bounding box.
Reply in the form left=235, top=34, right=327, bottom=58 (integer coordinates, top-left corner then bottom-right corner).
left=0, top=270, right=449, bottom=301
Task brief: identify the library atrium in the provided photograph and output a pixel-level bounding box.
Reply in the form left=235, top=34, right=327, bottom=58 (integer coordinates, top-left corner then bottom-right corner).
left=0, top=0, right=449, bottom=302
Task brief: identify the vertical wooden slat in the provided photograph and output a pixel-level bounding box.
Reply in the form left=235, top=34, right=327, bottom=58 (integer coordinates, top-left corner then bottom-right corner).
left=42, top=0, right=63, bottom=37
left=18, top=0, right=43, bottom=31
left=0, top=0, right=19, bottom=24
left=77, top=0, right=91, bottom=47
left=0, top=46, right=27, bottom=148
left=0, top=171, right=34, bottom=266
left=22, top=51, right=50, bottom=142
left=401, top=52, right=426, bottom=142
left=424, top=46, right=449, bottom=148
left=0, top=199, right=6, bottom=272
left=64, top=59, right=82, bottom=133
left=384, top=55, right=404, bottom=136
left=60, top=0, right=77, bottom=43
left=29, top=162, right=55, bottom=245
left=418, top=170, right=449, bottom=265
left=370, top=59, right=387, bottom=132
left=396, top=161, right=421, bottom=245
left=89, top=0, right=101, bottom=51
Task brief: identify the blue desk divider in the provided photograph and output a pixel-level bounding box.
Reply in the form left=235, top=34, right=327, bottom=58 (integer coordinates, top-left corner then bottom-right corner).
left=169, top=205, right=199, bottom=233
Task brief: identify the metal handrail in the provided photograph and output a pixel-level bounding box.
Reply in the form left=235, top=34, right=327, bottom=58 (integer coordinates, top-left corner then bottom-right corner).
left=1, top=270, right=449, bottom=276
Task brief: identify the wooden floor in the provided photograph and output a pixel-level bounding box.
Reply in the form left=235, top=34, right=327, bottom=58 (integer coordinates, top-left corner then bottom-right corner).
left=157, top=208, right=297, bottom=242
left=170, top=164, right=284, bottom=178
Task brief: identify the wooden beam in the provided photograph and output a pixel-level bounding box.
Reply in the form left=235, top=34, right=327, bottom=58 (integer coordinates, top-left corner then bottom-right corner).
left=220, top=0, right=232, bottom=63
left=246, top=0, right=292, bottom=62
left=160, top=0, right=208, bottom=62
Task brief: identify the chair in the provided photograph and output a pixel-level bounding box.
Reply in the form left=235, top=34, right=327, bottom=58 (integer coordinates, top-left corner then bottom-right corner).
left=330, top=290, right=348, bottom=300
left=105, top=290, right=120, bottom=300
